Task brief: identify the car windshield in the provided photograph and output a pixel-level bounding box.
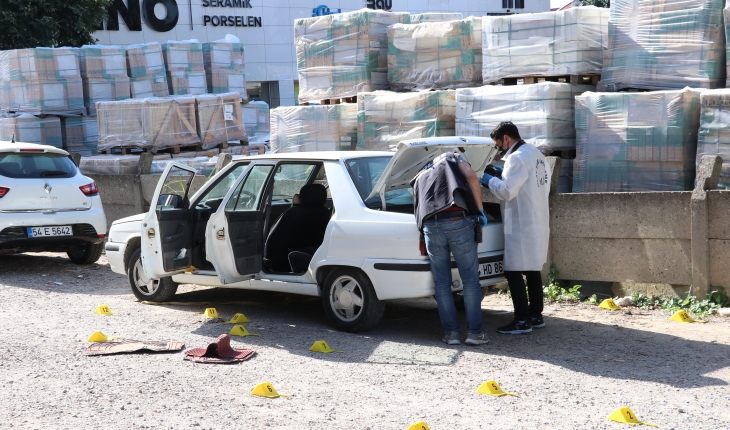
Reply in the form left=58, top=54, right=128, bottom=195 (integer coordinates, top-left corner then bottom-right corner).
left=346, top=156, right=414, bottom=210
left=0, top=152, right=77, bottom=179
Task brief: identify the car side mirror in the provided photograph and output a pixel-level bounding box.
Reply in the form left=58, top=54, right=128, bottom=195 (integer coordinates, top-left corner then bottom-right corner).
left=157, top=194, right=183, bottom=210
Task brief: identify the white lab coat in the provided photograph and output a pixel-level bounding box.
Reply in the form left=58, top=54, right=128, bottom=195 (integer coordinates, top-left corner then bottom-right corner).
left=487, top=142, right=550, bottom=271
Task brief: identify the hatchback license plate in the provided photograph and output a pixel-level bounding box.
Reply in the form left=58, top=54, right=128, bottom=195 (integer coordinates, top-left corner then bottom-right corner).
left=27, top=226, right=72, bottom=238
left=479, top=261, right=504, bottom=279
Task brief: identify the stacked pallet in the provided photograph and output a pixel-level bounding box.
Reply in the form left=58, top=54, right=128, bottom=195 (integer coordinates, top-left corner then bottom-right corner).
left=0, top=115, right=63, bottom=148
left=295, top=8, right=409, bottom=103
left=195, top=92, right=247, bottom=149
left=242, top=100, right=270, bottom=144
left=455, top=83, right=593, bottom=153
left=482, top=7, right=608, bottom=83
left=696, top=89, right=730, bottom=189
left=270, top=104, right=357, bottom=152
left=598, top=0, right=725, bottom=91
left=573, top=88, right=702, bottom=192
left=78, top=45, right=130, bottom=116
left=203, top=37, right=247, bottom=101
left=163, top=41, right=207, bottom=96
left=387, top=17, right=482, bottom=91
left=126, top=43, right=169, bottom=98
left=61, top=116, right=99, bottom=156
left=409, top=13, right=463, bottom=24
left=357, top=90, right=455, bottom=151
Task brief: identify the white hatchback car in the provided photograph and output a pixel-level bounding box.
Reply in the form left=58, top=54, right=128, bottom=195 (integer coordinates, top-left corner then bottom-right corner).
left=0, top=141, right=107, bottom=263
left=106, top=137, right=506, bottom=332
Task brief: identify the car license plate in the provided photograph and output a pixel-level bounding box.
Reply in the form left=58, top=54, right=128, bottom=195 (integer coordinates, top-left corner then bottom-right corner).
left=27, top=226, right=72, bottom=238
left=478, top=260, right=504, bottom=279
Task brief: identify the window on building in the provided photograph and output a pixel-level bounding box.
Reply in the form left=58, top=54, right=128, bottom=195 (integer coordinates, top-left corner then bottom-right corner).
left=515, top=0, right=524, bottom=8
left=502, top=0, right=514, bottom=8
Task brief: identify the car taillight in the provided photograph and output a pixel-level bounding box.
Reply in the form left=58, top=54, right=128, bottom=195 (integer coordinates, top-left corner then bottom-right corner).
left=79, top=182, right=99, bottom=196
left=0, top=187, right=8, bottom=198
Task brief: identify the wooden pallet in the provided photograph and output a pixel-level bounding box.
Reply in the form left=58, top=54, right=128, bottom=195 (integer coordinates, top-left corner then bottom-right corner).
left=550, top=149, right=577, bottom=159
left=300, top=96, right=358, bottom=106
left=490, top=74, right=601, bottom=86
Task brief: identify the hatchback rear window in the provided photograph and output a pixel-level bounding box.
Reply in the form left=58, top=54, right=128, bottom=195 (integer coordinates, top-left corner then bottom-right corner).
left=0, top=152, right=77, bottom=179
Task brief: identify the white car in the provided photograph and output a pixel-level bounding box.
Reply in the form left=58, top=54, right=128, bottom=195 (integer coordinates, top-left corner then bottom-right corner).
left=106, top=137, right=506, bottom=332
left=0, top=141, right=107, bottom=263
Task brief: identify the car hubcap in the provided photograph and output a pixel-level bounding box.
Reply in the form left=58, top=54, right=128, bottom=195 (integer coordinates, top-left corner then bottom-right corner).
left=329, top=275, right=364, bottom=322
left=133, top=258, right=160, bottom=296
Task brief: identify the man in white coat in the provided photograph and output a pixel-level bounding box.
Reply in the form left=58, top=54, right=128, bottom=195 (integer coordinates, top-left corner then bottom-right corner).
left=481, top=121, right=550, bottom=334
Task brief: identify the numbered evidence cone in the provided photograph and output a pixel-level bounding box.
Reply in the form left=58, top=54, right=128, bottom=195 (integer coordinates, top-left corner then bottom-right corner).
left=226, top=313, right=250, bottom=324
left=87, top=331, right=123, bottom=342
left=94, top=304, right=113, bottom=315
left=203, top=308, right=219, bottom=318
left=476, top=380, right=518, bottom=397
left=599, top=298, right=621, bottom=310
left=671, top=310, right=705, bottom=323
left=608, top=406, right=657, bottom=427
left=229, top=325, right=259, bottom=337
left=309, top=340, right=343, bottom=353
left=251, top=382, right=292, bottom=398
left=407, top=421, right=431, bottom=430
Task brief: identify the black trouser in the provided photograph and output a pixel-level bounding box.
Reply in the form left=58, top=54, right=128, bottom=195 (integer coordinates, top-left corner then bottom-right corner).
left=504, top=271, right=544, bottom=322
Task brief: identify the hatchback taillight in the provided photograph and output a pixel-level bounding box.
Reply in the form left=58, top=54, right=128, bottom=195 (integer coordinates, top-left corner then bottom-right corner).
left=0, top=187, right=8, bottom=198
left=79, top=182, right=99, bottom=196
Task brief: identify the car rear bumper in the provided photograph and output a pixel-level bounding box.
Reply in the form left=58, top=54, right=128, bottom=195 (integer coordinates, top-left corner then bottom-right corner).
left=0, top=223, right=104, bottom=252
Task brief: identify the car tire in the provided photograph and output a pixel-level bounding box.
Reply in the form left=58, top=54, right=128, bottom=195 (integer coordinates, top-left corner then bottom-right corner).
left=67, top=242, right=104, bottom=265
left=452, top=286, right=489, bottom=311
left=126, top=247, right=178, bottom=302
left=321, top=268, right=385, bottom=333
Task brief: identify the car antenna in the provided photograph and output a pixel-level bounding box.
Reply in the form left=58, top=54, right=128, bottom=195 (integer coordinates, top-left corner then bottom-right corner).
left=11, top=132, right=15, bottom=143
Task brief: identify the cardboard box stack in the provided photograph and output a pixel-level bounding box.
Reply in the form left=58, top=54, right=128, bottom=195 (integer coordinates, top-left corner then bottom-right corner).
left=357, top=90, right=455, bottom=151
left=78, top=45, right=130, bottom=115
left=409, top=13, right=463, bottom=24
left=195, top=92, right=247, bottom=149
left=0, top=114, right=63, bottom=148
left=482, top=7, right=609, bottom=83
left=61, top=116, right=98, bottom=156
left=696, top=89, right=730, bottom=188
left=163, top=41, right=207, bottom=95
left=203, top=37, right=247, bottom=101
left=242, top=100, right=270, bottom=144
left=0, top=48, right=84, bottom=115
left=270, top=104, right=357, bottom=152
left=295, top=8, right=409, bottom=103
left=455, top=83, right=593, bottom=153
left=573, top=88, right=702, bottom=192
left=598, top=0, right=725, bottom=91
left=126, top=42, right=169, bottom=98
left=387, top=17, right=482, bottom=91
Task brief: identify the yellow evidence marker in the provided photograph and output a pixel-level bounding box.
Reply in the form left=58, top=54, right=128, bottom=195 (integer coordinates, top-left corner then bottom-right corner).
left=670, top=310, right=704, bottom=323
left=476, top=380, right=518, bottom=397
left=599, top=298, right=621, bottom=310
left=87, top=331, right=123, bottom=342
left=608, top=406, right=657, bottom=427
left=251, top=382, right=292, bottom=398
left=229, top=325, right=259, bottom=337
left=407, top=421, right=431, bottom=430
left=94, top=304, right=113, bottom=315
left=226, top=313, right=250, bottom=324
left=309, top=340, right=343, bottom=353
left=203, top=308, right=219, bottom=318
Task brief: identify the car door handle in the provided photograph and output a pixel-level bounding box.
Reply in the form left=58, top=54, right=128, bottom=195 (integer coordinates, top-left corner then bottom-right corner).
left=163, top=224, right=185, bottom=244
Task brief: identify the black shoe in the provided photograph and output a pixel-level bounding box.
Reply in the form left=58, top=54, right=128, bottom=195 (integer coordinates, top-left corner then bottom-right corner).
left=530, top=316, right=545, bottom=329
left=497, top=319, right=533, bottom=334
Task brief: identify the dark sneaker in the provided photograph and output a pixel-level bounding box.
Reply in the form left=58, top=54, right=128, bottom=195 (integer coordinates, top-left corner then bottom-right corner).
left=442, top=331, right=461, bottom=345
left=497, top=320, right=533, bottom=334
left=465, top=331, right=490, bottom=345
left=530, top=316, right=545, bottom=329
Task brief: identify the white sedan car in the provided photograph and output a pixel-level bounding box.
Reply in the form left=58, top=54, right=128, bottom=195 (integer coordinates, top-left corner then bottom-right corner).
left=0, top=141, right=107, bottom=263
left=106, top=137, right=506, bottom=332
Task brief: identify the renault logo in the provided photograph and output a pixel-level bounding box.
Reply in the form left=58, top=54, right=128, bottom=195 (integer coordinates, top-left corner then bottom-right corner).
left=44, top=183, right=52, bottom=193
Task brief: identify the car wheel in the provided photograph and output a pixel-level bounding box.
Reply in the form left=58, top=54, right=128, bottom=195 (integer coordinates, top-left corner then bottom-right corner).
left=127, top=247, right=178, bottom=302
left=321, top=268, right=385, bottom=333
left=67, top=242, right=104, bottom=265
left=452, top=286, right=489, bottom=311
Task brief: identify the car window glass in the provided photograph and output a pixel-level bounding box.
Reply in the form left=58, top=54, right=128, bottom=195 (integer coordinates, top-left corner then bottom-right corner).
left=0, top=153, right=76, bottom=179
left=225, top=164, right=273, bottom=211
left=346, top=156, right=411, bottom=208
left=157, top=167, right=195, bottom=211
left=196, top=162, right=249, bottom=207
left=272, top=163, right=318, bottom=202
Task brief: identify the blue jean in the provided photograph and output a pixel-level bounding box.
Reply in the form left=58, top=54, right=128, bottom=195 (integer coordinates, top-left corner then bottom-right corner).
left=423, top=216, right=483, bottom=334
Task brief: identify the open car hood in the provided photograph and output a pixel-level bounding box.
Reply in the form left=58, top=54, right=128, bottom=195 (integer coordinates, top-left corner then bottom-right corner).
left=365, top=136, right=498, bottom=203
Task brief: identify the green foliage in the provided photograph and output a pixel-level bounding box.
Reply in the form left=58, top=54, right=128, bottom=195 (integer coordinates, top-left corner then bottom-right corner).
left=0, top=0, right=111, bottom=50
left=630, top=287, right=730, bottom=317
left=586, top=294, right=600, bottom=305
left=543, top=266, right=583, bottom=302
left=581, top=0, right=610, bottom=7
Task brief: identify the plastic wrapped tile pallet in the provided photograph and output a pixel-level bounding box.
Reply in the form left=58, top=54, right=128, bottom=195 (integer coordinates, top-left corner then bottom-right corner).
left=270, top=104, right=357, bottom=153
left=295, top=9, right=410, bottom=104
left=387, top=17, right=482, bottom=91
left=573, top=88, right=702, bottom=193
left=163, top=40, right=207, bottom=96
left=78, top=45, right=130, bottom=116
left=0, top=114, right=63, bottom=148
left=697, top=89, right=730, bottom=189
left=357, top=90, right=455, bottom=151
left=482, top=7, right=609, bottom=83
left=455, top=83, right=593, bottom=153
left=61, top=116, right=98, bottom=156
left=598, top=0, right=726, bottom=92
left=0, top=48, right=85, bottom=115
left=126, top=42, right=169, bottom=98
left=409, top=13, right=463, bottom=24
left=203, top=35, right=248, bottom=101
left=242, top=100, right=270, bottom=143
left=195, top=92, right=247, bottom=149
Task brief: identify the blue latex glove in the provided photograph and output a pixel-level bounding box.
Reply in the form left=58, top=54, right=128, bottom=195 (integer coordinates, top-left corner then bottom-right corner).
left=481, top=173, right=495, bottom=188
left=477, top=210, right=488, bottom=228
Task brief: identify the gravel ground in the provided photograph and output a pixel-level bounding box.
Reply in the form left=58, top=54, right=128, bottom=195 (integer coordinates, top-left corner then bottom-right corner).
left=1, top=252, right=729, bottom=429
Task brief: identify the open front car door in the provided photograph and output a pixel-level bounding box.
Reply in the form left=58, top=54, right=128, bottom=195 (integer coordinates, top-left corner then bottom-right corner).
left=141, top=162, right=197, bottom=280
left=206, top=162, right=275, bottom=285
